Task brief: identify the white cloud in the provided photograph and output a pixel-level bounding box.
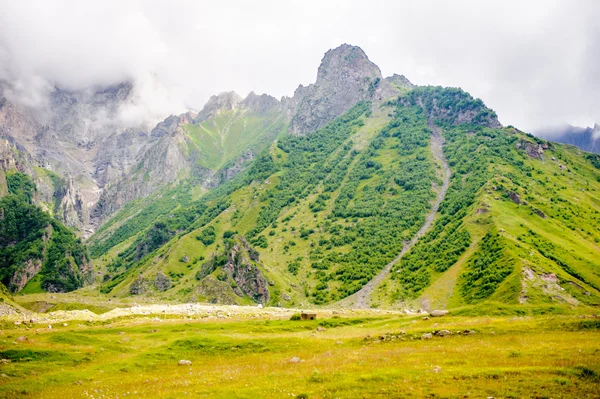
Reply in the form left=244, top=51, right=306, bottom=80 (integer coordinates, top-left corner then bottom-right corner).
left=0, top=0, right=598, bottom=131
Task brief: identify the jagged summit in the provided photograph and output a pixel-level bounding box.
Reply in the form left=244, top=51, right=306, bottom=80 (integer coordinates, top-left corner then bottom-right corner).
left=288, top=44, right=398, bottom=134
left=194, top=91, right=243, bottom=124
left=315, top=44, right=382, bottom=85
left=191, top=44, right=404, bottom=135
left=242, top=92, right=281, bottom=115
left=193, top=91, right=284, bottom=124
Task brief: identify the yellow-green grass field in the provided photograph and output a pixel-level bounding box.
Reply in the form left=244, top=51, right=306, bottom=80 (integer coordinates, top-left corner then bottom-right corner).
left=1, top=312, right=599, bottom=398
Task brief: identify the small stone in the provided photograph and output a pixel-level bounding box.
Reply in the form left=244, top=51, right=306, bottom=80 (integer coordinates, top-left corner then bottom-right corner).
left=434, top=330, right=452, bottom=337
left=422, top=316, right=429, bottom=320
left=48, top=325, right=52, bottom=329
left=15, top=336, right=28, bottom=342
left=62, top=323, right=68, bottom=327
left=422, top=333, right=432, bottom=340
left=257, top=304, right=263, bottom=309
left=289, top=357, right=301, bottom=363
left=433, top=366, right=442, bottom=373
left=178, top=360, right=192, bottom=366
left=316, top=326, right=326, bottom=332
left=335, top=341, right=343, bottom=345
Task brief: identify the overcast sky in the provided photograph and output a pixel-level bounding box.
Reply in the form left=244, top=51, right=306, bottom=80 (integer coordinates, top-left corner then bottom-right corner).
left=0, top=0, right=598, bottom=132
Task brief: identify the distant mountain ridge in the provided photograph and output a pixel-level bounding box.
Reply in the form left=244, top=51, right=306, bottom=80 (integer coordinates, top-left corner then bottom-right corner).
left=536, top=123, right=600, bottom=154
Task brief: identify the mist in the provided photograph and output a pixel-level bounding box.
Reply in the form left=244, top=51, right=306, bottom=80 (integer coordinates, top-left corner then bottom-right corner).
left=0, top=0, right=598, bottom=132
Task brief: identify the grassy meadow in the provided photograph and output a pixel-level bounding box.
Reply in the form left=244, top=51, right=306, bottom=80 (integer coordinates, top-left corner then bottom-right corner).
left=0, top=310, right=599, bottom=398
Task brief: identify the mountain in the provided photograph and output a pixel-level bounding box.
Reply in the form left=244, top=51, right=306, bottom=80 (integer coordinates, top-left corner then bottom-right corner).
left=1, top=44, right=599, bottom=309
left=84, top=45, right=599, bottom=311
left=536, top=124, right=600, bottom=154
left=286, top=44, right=401, bottom=134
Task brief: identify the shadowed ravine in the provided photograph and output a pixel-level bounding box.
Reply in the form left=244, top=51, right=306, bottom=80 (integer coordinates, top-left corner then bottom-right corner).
left=336, top=123, right=451, bottom=308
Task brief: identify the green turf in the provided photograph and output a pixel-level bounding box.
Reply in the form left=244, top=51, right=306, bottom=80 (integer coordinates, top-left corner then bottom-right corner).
left=0, top=313, right=598, bottom=398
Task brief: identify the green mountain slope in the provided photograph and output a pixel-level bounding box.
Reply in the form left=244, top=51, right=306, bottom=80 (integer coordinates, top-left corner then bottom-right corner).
left=87, top=83, right=600, bottom=311
left=88, top=98, right=287, bottom=260
left=183, top=107, right=287, bottom=170
left=0, top=173, right=91, bottom=293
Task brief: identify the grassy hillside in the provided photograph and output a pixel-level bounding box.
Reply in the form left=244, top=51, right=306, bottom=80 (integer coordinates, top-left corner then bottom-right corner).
left=89, top=87, right=600, bottom=310
left=377, top=114, right=600, bottom=310
left=183, top=108, right=287, bottom=170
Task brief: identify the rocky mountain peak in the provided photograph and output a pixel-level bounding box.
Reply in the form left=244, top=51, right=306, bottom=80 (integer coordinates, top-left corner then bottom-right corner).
left=242, top=92, right=281, bottom=115
left=315, top=44, right=382, bottom=85
left=194, top=91, right=242, bottom=124
left=288, top=44, right=398, bottom=135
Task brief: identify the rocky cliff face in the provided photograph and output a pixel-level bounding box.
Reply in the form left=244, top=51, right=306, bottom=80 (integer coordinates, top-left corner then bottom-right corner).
left=92, top=116, right=198, bottom=223
left=286, top=44, right=401, bottom=135
left=197, top=236, right=270, bottom=304
left=0, top=82, right=152, bottom=235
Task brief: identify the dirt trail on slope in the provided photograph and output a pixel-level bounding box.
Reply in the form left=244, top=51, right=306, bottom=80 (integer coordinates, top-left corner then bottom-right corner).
left=337, top=123, right=451, bottom=309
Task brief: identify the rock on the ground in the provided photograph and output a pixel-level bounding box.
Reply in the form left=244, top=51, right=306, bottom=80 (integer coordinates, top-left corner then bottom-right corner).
left=430, top=310, right=449, bottom=317
left=289, top=357, right=301, bottom=363
left=434, top=330, right=452, bottom=337
left=178, top=360, right=192, bottom=366
left=422, top=333, right=433, bottom=340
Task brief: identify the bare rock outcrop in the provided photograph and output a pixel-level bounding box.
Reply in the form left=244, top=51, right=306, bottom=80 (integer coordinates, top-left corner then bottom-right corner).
left=286, top=44, right=401, bottom=135
left=516, top=139, right=545, bottom=160
left=198, top=236, right=270, bottom=304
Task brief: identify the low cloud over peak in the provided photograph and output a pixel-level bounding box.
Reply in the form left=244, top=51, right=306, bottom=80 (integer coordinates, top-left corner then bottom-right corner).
left=0, top=0, right=598, bottom=132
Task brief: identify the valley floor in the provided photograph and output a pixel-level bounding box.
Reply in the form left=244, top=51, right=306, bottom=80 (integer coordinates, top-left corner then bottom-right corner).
left=1, top=305, right=599, bottom=398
